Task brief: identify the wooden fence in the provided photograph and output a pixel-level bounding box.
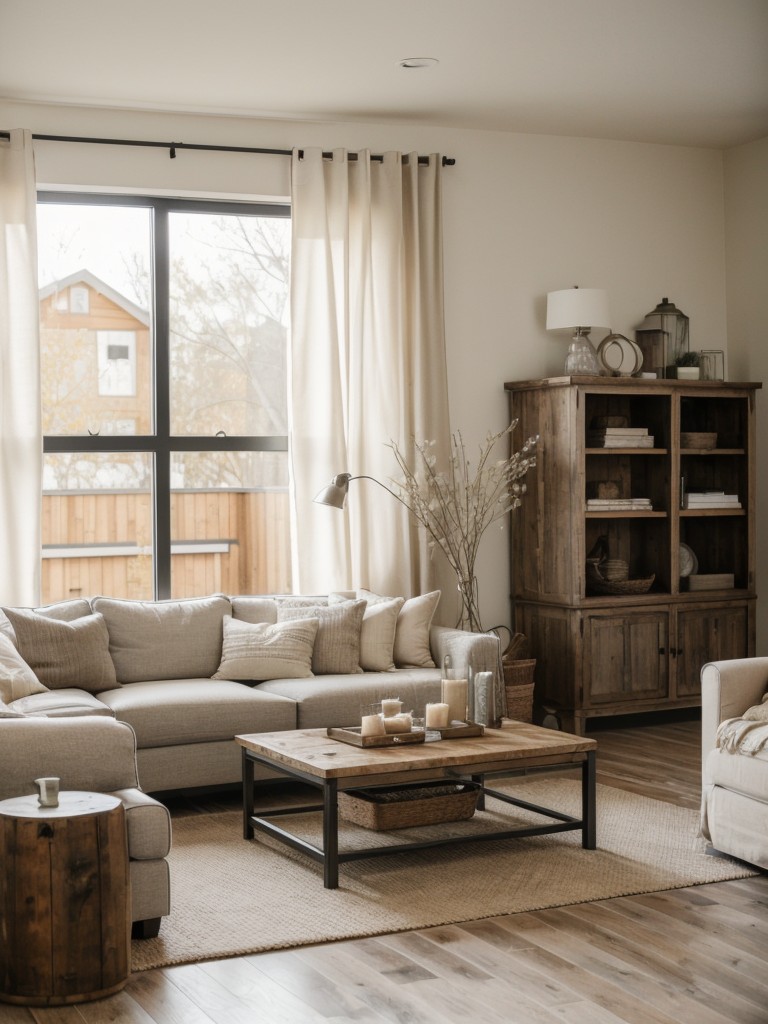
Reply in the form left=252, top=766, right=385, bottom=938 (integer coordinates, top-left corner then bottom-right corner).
left=41, top=489, right=292, bottom=602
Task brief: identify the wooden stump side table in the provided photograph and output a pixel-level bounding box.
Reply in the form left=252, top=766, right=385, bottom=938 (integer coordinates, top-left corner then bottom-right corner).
left=0, top=791, right=130, bottom=1006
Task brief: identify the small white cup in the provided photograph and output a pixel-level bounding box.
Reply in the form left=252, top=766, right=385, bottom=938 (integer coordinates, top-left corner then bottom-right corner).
left=34, top=777, right=60, bottom=808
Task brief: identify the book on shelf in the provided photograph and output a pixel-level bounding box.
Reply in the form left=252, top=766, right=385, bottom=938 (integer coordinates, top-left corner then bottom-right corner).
left=586, top=498, right=653, bottom=511
left=594, top=427, right=649, bottom=436
left=684, top=491, right=741, bottom=509
left=587, top=433, right=655, bottom=448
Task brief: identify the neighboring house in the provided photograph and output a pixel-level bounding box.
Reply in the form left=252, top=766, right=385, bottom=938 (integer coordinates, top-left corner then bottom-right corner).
left=39, top=269, right=150, bottom=437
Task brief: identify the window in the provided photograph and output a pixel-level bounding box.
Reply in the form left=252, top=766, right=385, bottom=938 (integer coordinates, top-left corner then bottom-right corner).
left=38, top=194, right=292, bottom=602
left=97, top=330, right=136, bottom=396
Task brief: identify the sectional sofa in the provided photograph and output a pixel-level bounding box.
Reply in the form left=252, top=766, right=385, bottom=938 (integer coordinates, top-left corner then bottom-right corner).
left=0, top=590, right=501, bottom=794
left=0, top=588, right=500, bottom=938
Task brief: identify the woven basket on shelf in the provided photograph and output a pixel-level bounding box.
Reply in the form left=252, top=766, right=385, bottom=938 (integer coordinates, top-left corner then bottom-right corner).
left=338, top=782, right=478, bottom=831
left=503, top=657, right=536, bottom=723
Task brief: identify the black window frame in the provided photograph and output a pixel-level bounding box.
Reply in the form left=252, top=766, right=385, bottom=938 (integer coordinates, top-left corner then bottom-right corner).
left=39, top=191, right=291, bottom=599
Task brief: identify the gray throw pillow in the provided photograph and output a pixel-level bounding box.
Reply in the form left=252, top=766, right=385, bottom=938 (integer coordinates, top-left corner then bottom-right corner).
left=2, top=609, right=118, bottom=693
left=277, top=600, right=365, bottom=675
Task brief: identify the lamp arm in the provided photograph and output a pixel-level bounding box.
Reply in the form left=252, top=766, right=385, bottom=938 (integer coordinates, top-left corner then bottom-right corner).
left=350, top=474, right=411, bottom=513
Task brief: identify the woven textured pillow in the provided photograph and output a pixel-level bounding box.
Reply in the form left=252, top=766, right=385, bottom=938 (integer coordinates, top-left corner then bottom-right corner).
left=329, top=592, right=404, bottom=671
left=359, top=589, right=441, bottom=668
left=0, top=633, right=47, bottom=704
left=277, top=600, right=365, bottom=675
left=0, top=598, right=92, bottom=644
left=1, top=609, right=118, bottom=693
left=213, top=616, right=319, bottom=681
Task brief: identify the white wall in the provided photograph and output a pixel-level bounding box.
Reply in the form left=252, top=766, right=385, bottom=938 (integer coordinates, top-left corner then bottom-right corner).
left=2, top=101, right=735, bottom=631
left=725, top=136, right=768, bottom=654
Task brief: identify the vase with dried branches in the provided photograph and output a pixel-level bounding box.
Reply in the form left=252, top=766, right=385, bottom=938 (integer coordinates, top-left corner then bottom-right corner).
left=388, top=422, right=538, bottom=632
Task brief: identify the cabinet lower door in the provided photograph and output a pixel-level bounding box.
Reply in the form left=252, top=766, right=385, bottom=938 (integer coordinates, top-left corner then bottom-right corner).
left=584, top=611, right=669, bottom=705
left=675, top=604, right=750, bottom=698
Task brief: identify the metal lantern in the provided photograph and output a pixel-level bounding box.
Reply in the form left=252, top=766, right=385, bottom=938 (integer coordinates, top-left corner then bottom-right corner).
left=635, top=297, right=689, bottom=378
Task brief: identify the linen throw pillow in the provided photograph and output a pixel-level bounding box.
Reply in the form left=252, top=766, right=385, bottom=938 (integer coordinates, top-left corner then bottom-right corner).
left=359, top=589, right=441, bottom=668
left=1, top=609, right=118, bottom=693
left=0, top=597, right=92, bottom=644
left=0, top=632, right=48, bottom=704
left=277, top=600, right=365, bottom=675
left=213, top=616, right=318, bottom=681
left=329, top=592, right=404, bottom=671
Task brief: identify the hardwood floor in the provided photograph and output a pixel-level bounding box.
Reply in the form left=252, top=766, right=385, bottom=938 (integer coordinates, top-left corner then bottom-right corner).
left=6, top=716, right=768, bottom=1024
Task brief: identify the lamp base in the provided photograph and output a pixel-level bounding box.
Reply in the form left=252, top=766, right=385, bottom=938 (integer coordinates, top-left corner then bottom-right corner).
left=564, top=331, right=602, bottom=375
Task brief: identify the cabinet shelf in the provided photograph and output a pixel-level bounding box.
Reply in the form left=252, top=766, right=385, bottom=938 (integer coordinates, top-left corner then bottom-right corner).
left=586, top=510, right=666, bottom=519
left=506, top=376, right=760, bottom=735
left=586, top=448, right=668, bottom=456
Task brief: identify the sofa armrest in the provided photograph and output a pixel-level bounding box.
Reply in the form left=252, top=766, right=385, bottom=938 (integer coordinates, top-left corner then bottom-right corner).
left=701, top=658, right=768, bottom=775
left=429, top=625, right=500, bottom=678
left=0, top=717, right=141, bottom=801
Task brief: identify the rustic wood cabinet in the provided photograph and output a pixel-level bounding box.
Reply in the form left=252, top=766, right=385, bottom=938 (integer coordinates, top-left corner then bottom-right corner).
left=505, top=376, right=760, bottom=734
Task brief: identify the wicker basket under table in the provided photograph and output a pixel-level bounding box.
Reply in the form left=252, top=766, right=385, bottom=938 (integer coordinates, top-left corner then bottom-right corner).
left=338, top=782, right=478, bottom=831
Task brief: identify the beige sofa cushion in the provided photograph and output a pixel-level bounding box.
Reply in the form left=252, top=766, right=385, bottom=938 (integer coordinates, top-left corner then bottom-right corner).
left=99, top=678, right=297, bottom=747
left=92, top=595, right=231, bottom=682
left=277, top=600, right=365, bottom=674
left=2, top=609, right=118, bottom=693
left=0, top=632, right=47, bottom=703
left=214, top=616, right=318, bottom=681
left=10, top=689, right=115, bottom=718
left=258, top=668, right=442, bottom=729
left=231, top=597, right=279, bottom=624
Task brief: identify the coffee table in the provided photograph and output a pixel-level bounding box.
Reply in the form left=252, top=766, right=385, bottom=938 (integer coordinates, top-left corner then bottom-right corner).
left=237, top=723, right=597, bottom=888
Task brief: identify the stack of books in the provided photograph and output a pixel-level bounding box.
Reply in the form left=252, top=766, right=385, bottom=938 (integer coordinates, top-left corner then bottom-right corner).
left=586, top=497, right=653, bottom=512
left=683, top=491, right=741, bottom=509
left=587, top=426, right=654, bottom=448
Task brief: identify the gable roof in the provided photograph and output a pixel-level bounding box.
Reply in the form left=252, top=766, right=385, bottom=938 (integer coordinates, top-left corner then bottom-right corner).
left=39, top=269, right=150, bottom=327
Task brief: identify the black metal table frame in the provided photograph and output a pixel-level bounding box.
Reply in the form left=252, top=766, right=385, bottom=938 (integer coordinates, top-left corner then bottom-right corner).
left=241, top=747, right=597, bottom=888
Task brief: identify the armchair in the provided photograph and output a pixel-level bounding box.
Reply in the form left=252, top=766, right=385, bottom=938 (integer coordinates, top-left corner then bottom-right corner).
left=0, top=716, right=171, bottom=938
left=700, top=657, right=768, bottom=870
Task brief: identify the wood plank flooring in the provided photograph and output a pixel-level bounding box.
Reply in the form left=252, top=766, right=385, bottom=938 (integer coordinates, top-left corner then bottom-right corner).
left=5, top=715, right=768, bottom=1024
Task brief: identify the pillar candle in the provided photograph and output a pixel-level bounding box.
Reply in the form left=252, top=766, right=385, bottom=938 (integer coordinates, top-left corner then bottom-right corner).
left=383, top=713, right=412, bottom=734
left=441, top=677, right=468, bottom=724
left=381, top=698, right=402, bottom=717
left=425, top=702, right=450, bottom=728
left=361, top=714, right=385, bottom=737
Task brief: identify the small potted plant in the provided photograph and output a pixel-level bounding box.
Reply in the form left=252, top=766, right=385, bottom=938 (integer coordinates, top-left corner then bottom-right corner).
left=675, top=351, right=700, bottom=380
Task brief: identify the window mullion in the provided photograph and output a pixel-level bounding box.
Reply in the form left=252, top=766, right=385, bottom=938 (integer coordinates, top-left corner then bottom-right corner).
left=153, top=204, right=172, bottom=599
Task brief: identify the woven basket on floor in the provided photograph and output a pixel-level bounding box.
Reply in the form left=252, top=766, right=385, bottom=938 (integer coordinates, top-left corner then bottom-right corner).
left=503, top=657, right=536, bottom=723
left=338, top=782, right=478, bottom=831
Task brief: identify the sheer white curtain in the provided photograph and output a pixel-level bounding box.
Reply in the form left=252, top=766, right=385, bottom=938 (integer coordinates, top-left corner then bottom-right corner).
left=0, top=130, right=41, bottom=606
left=290, top=148, right=451, bottom=600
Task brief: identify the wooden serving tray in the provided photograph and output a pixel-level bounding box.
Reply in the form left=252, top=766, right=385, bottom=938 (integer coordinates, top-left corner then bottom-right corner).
left=431, top=721, right=485, bottom=739
left=327, top=726, right=426, bottom=748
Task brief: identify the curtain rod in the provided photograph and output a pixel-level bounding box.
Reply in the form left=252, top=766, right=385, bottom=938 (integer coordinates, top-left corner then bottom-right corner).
left=0, top=131, right=455, bottom=166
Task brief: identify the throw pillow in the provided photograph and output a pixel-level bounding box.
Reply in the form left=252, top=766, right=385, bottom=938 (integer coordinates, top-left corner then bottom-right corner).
left=329, top=592, right=404, bottom=671
left=0, top=632, right=47, bottom=703
left=213, top=616, right=319, bottom=681
left=0, top=597, right=92, bottom=643
left=1, top=609, right=118, bottom=693
left=360, top=589, right=441, bottom=668
left=277, top=600, right=365, bottom=675
left=231, top=597, right=279, bottom=625
left=92, top=594, right=231, bottom=682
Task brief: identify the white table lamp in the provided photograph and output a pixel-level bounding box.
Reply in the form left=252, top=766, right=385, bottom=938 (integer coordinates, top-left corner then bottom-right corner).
left=546, top=286, right=610, bottom=375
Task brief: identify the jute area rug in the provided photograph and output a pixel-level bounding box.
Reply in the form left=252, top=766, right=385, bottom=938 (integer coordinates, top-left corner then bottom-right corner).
left=131, top=778, right=756, bottom=971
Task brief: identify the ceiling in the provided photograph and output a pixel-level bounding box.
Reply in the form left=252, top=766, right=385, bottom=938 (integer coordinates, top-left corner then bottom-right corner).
left=3, top=0, right=768, bottom=148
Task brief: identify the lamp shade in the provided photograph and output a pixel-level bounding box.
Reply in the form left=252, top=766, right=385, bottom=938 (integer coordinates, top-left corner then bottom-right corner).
left=546, top=287, right=611, bottom=332
left=313, top=473, right=352, bottom=508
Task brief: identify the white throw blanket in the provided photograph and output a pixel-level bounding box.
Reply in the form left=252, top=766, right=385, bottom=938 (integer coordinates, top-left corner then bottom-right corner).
left=716, top=712, right=768, bottom=761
